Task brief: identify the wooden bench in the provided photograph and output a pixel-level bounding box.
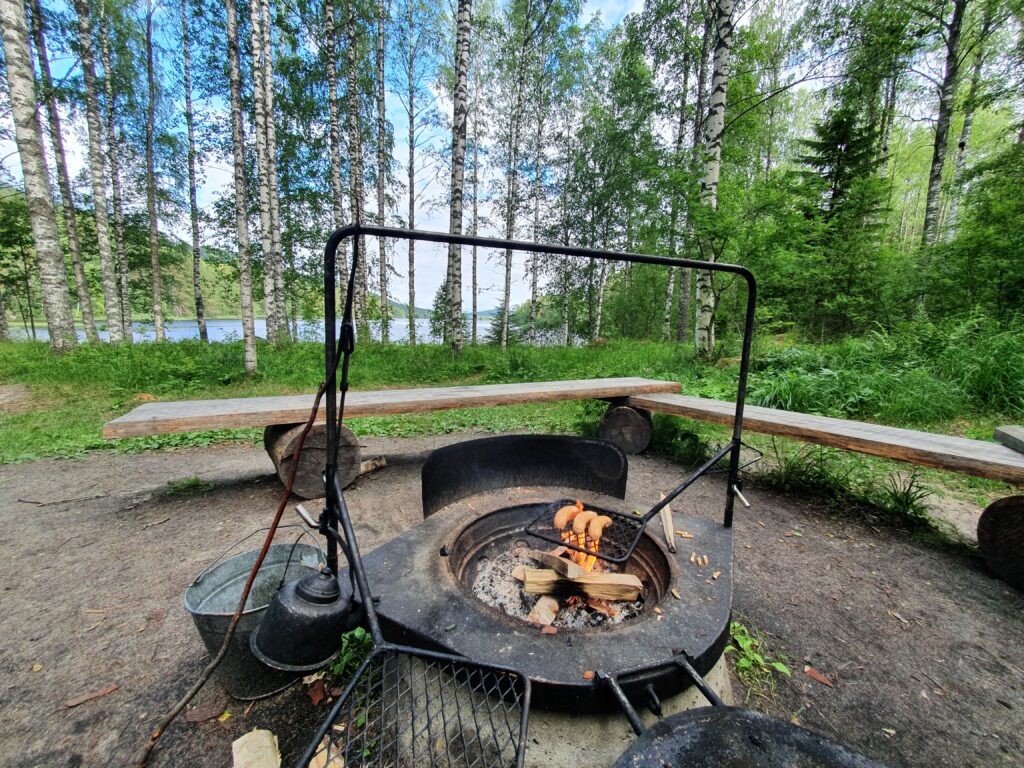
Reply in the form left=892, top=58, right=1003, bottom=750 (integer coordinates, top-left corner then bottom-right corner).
left=103, top=377, right=679, bottom=498
left=627, top=393, right=1024, bottom=485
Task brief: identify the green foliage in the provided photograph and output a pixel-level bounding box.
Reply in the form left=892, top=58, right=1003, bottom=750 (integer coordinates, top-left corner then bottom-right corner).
left=725, top=619, right=791, bottom=703
left=330, top=627, right=373, bottom=680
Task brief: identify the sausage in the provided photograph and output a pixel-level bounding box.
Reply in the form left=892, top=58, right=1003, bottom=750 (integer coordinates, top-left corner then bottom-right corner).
left=587, top=515, right=613, bottom=541
left=572, top=511, right=598, bottom=535
left=553, top=504, right=584, bottom=530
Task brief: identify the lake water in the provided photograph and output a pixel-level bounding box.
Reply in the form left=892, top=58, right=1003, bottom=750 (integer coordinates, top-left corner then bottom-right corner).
left=8, top=317, right=495, bottom=345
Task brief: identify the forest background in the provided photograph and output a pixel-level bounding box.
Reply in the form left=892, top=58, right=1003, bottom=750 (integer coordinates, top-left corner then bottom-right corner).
left=1, top=0, right=1022, bottom=515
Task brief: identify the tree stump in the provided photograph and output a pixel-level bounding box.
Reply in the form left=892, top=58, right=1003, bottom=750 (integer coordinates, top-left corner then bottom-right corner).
left=599, top=404, right=653, bottom=455
left=263, top=423, right=361, bottom=499
left=977, top=496, right=1024, bottom=592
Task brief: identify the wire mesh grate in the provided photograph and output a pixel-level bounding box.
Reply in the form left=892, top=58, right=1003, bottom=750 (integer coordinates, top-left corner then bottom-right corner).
left=523, top=499, right=646, bottom=566
left=302, top=645, right=530, bottom=768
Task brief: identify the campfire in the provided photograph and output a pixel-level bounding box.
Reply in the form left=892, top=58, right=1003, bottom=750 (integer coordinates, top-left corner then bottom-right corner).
left=471, top=501, right=648, bottom=629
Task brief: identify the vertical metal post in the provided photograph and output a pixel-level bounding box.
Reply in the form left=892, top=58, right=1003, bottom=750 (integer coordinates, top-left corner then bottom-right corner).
left=725, top=275, right=757, bottom=528
left=323, top=230, right=342, bottom=574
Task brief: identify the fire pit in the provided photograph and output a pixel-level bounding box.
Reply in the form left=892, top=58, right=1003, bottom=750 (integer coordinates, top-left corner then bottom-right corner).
left=452, top=502, right=668, bottom=629
left=347, top=481, right=733, bottom=714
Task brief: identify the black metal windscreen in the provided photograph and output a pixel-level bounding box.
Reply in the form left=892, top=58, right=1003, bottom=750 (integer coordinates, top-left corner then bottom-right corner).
left=299, top=645, right=530, bottom=768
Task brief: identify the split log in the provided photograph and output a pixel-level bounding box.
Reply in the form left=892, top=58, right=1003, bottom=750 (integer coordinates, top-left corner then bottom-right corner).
left=521, top=568, right=642, bottom=601
left=263, top=423, right=361, bottom=499
left=527, top=596, right=560, bottom=626
left=524, top=549, right=586, bottom=579
left=599, top=404, right=653, bottom=454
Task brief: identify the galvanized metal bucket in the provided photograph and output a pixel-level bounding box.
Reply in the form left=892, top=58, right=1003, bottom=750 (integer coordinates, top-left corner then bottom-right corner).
left=184, top=527, right=325, bottom=700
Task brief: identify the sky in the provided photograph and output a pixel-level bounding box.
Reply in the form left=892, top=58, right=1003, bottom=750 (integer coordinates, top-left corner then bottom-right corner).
left=1, top=0, right=644, bottom=315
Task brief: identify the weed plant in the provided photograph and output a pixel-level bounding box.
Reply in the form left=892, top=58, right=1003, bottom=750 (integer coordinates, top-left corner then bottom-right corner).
left=725, top=619, right=792, bottom=704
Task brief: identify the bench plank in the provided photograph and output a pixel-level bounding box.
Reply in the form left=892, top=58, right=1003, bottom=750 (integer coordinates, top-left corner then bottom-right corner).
left=103, top=377, right=679, bottom=439
left=628, top=393, right=1024, bottom=485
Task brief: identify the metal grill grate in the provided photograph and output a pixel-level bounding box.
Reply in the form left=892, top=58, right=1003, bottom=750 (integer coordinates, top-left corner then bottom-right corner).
left=523, top=500, right=646, bottom=566
left=301, top=645, right=530, bottom=768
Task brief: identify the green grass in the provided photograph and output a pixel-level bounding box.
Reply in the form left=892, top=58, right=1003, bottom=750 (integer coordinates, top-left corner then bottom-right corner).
left=725, top=618, right=792, bottom=704
left=1, top=317, right=1019, bottom=530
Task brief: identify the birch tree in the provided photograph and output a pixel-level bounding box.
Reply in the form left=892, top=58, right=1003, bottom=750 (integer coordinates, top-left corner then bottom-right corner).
left=694, top=0, right=736, bottom=358
left=324, top=0, right=349, bottom=288
left=376, top=0, right=390, bottom=342
left=181, top=0, right=207, bottom=341
left=389, top=0, right=440, bottom=346
left=261, top=0, right=287, bottom=341
left=920, top=0, right=967, bottom=247
left=99, top=10, right=131, bottom=340
left=74, top=0, right=123, bottom=342
left=249, top=0, right=279, bottom=341
left=445, top=0, right=473, bottom=352
left=345, top=0, right=369, bottom=336
left=225, top=0, right=257, bottom=371
left=144, top=0, right=164, bottom=340
left=945, top=1, right=997, bottom=240
left=0, top=0, right=76, bottom=351
left=29, top=0, right=98, bottom=343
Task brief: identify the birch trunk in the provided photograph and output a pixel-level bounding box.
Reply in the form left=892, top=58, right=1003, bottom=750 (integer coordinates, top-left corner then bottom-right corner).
left=470, top=46, right=480, bottom=345
left=1, top=0, right=75, bottom=350
left=180, top=0, right=207, bottom=341
left=100, top=14, right=131, bottom=340
left=920, top=0, right=966, bottom=248
left=664, top=30, right=691, bottom=342
left=143, top=0, right=164, bottom=340
left=249, top=0, right=278, bottom=342
left=694, top=0, right=735, bottom=358
left=74, top=0, right=122, bottom=342
left=500, top=18, right=529, bottom=352
left=261, top=0, right=287, bottom=341
left=376, top=0, right=390, bottom=342
left=404, top=1, right=416, bottom=345
left=946, top=6, right=993, bottom=241
left=29, top=0, right=97, bottom=343
left=529, top=108, right=542, bottom=345
left=0, top=292, right=8, bottom=340
left=225, top=0, right=257, bottom=372
left=679, top=10, right=711, bottom=343
left=446, top=0, right=472, bottom=353
left=325, top=0, right=349, bottom=287
left=346, top=0, right=369, bottom=335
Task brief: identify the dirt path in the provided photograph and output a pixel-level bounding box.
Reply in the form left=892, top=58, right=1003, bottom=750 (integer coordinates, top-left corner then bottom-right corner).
left=0, top=436, right=1020, bottom=767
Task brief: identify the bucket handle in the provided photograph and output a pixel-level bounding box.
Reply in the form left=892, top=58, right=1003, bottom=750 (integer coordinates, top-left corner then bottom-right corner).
left=193, top=524, right=325, bottom=585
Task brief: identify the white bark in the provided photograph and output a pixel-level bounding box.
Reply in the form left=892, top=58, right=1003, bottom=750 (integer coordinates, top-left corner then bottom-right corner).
left=249, top=0, right=278, bottom=341
left=946, top=5, right=994, bottom=241
left=181, top=0, right=207, bottom=341
left=144, top=0, right=163, bottom=340
left=695, top=0, right=736, bottom=358
left=29, top=0, right=98, bottom=343
left=325, top=0, right=349, bottom=290
left=921, top=0, right=967, bottom=248
left=226, top=0, right=257, bottom=372
left=261, top=0, right=287, bottom=341
left=1, top=0, right=76, bottom=351
left=446, top=0, right=472, bottom=352
left=75, top=0, right=123, bottom=342
left=100, top=13, right=131, bottom=341
left=376, top=0, right=390, bottom=342
left=346, top=0, right=369, bottom=335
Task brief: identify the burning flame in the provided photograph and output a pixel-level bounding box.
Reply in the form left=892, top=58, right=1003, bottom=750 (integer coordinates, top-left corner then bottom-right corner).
left=552, top=500, right=611, bottom=573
